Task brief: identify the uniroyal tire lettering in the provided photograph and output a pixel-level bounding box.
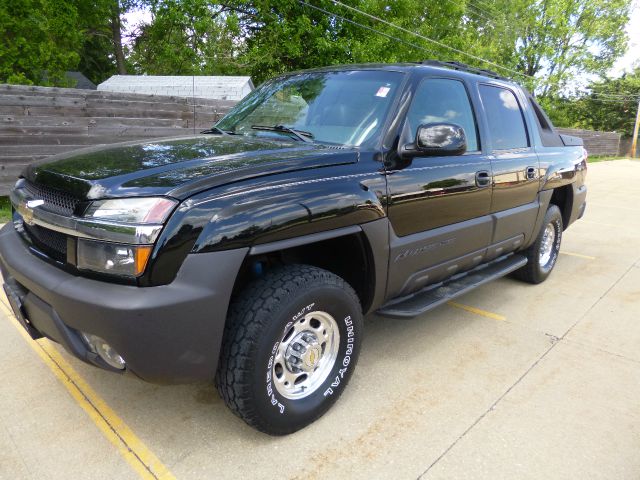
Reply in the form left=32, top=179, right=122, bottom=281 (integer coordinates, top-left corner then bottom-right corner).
left=292, top=303, right=315, bottom=323
left=324, top=315, right=356, bottom=397
left=266, top=340, right=285, bottom=414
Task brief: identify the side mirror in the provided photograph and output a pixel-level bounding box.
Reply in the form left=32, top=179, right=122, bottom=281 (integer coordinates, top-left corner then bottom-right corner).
left=405, top=123, right=467, bottom=157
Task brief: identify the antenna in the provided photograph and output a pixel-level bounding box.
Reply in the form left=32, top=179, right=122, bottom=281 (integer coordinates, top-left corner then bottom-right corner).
left=192, top=74, right=196, bottom=134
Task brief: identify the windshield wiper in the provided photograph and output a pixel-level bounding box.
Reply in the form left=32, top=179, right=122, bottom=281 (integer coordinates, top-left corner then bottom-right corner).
left=200, top=126, right=235, bottom=135
left=251, top=125, right=314, bottom=143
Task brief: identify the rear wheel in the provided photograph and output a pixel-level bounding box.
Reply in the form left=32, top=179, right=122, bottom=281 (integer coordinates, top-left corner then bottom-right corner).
left=215, top=264, right=363, bottom=435
left=513, top=204, right=563, bottom=284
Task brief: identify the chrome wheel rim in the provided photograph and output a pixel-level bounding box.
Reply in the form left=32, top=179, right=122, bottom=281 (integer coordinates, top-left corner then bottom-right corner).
left=539, top=223, right=556, bottom=267
left=272, top=311, right=340, bottom=400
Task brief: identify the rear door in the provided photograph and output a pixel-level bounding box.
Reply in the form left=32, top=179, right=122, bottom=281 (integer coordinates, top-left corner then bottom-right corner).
left=385, top=77, right=493, bottom=298
left=477, top=84, right=541, bottom=246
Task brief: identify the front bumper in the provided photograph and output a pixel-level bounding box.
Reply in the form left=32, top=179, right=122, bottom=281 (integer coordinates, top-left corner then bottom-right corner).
left=0, top=223, right=247, bottom=383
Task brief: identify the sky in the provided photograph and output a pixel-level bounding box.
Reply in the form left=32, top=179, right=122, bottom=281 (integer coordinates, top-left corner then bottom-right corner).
left=123, top=3, right=640, bottom=78
left=122, top=9, right=151, bottom=43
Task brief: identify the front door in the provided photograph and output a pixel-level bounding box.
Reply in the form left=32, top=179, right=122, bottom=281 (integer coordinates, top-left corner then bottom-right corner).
left=385, top=77, right=493, bottom=298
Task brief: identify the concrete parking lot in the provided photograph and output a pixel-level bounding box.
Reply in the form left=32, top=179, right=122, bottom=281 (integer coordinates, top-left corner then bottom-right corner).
left=1, top=160, right=639, bottom=480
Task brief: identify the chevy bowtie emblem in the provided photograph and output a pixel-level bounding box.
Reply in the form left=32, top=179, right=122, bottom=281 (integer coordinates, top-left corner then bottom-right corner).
left=26, top=199, right=45, bottom=209
left=23, top=199, right=44, bottom=225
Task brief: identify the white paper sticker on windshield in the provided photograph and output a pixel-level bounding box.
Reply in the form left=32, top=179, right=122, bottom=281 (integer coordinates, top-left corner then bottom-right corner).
left=375, top=86, right=390, bottom=97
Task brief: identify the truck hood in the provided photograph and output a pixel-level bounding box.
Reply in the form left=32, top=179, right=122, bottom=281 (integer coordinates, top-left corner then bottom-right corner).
left=24, top=135, right=358, bottom=200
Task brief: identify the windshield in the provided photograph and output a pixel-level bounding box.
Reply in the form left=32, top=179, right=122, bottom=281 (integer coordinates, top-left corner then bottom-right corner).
left=216, top=70, right=403, bottom=146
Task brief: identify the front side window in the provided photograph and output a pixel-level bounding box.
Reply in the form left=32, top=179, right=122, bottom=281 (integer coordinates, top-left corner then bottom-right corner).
left=405, top=78, right=479, bottom=152
left=217, top=70, right=404, bottom=146
left=479, top=85, right=529, bottom=150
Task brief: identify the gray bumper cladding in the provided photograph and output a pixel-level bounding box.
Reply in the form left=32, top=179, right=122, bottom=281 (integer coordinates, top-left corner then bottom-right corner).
left=0, top=223, right=248, bottom=384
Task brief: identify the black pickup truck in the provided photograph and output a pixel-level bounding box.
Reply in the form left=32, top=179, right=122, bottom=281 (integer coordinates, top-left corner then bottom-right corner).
left=0, top=61, right=587, bottom=435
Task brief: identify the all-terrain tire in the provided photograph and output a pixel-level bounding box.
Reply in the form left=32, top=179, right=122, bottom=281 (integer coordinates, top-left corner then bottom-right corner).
left=215, top=264, right=363, bottom=435
left=513, top=204, right=563, bottom=284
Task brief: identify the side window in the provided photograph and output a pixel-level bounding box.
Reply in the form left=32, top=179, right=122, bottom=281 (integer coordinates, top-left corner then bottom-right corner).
left=479, top=85, right=529, bottom=150
left=406, top=78, right=479, bottom=152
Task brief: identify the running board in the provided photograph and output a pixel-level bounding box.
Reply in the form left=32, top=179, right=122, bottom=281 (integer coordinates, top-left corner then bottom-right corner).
left=377, top=254, right=528, bottom=318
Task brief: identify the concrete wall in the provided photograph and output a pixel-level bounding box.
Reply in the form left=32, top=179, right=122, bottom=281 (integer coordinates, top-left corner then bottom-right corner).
left=97, top=75, right=254, bottom=101
left=0, top=84, right=236, bottom=195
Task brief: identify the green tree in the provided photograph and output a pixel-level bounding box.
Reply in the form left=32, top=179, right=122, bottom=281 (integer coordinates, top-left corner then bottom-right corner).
left=128, top=0, right=244, bottom=75
left=466, top=0, right=631, bottom=94
left=533, top=69, right=640, bottom=134
left=535, top=94, right=582, bottom=127
left=0, top=0, right=82, bottom=85
left=0, top=0, right=138, bottom=86
left=126, top=0, right=632, bottom=89
left=128, top=0, right=468, bottom=83
left=76, top=0, right=142, bottom=83
left=239, top=0, right=466, bottom=83
left=575, top=69, right=640, bottom=135
left=0, top=0, right=634, bottom=95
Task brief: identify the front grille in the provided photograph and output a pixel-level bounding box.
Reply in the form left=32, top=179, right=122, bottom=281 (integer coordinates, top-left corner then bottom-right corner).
left=24, top=180, right=81, bottom=217
left=23, top=223, right=68, bottom=262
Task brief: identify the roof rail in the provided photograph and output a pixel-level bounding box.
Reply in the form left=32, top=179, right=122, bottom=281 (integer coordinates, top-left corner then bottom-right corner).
left=419, top=60, right=512, bottom=81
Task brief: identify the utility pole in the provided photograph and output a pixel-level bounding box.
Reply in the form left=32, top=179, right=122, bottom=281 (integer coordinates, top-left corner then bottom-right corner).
left=632, top=98, right=640, bottom=159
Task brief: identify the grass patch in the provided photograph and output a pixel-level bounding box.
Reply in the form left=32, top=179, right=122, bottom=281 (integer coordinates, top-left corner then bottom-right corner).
left=587, top=156, right=630, bottom=163
left=0, top=196, right=11, bottom=224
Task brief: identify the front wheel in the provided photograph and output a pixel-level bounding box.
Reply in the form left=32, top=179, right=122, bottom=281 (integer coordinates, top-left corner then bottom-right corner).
left=513, top=204, right=563, bottom=284
left=215, top=264, right=363, bottom=435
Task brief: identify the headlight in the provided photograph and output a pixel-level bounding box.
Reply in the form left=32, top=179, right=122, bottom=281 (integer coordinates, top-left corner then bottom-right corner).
left=78, top=197, right=176, bottom=277
left=77, top=239, right=153, bottom=277
left=84, top=197, right=177, bottom=224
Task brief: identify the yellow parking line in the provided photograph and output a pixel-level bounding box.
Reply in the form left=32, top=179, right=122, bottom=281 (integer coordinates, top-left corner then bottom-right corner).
left=560, top=251, right=596, bottom=260
left=0, top=297, right=176, bottom=480
left=447, top=301, right=506, bottom=321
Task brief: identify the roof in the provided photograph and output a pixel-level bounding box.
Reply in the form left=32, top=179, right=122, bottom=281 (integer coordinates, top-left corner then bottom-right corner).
left=38, top=71, right=97, bottom=89
left=283, top=61, right=520, bottom=86
left=97, top=75, right=254, bottom=101
left=66, top=72, right=97, bottom=90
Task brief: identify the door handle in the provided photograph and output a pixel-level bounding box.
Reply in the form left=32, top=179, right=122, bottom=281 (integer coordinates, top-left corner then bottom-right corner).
left=526, top=166, right=537, bottom=180
left=475, top=170, right=491, bottom=187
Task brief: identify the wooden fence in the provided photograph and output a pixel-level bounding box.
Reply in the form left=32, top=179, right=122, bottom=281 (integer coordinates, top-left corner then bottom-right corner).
left=556, top=127, right=621, bottom=157
left=0, top=84, right=236, bottom=195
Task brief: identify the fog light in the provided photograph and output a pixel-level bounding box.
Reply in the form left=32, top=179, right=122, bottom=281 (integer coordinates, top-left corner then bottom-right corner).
left=81, top=333, right=126, bottom=370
